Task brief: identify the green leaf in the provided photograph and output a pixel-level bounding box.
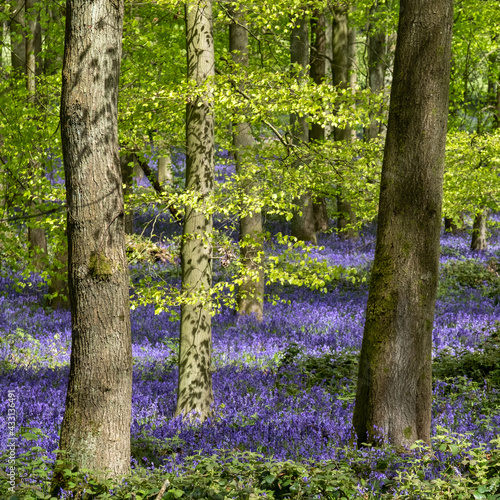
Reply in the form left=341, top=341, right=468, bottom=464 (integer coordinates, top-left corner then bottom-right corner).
left=21, top=432, right=39, bottom=440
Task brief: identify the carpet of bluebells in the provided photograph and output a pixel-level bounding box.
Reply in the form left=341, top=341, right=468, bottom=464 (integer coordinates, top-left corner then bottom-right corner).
left=1, top=199, right=500, bottom=497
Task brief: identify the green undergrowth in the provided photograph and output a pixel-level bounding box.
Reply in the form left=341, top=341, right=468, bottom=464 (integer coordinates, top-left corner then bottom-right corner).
left=438, top=257, right=500, bottom=303
left=433, top=322, right=500, bottom=389
left=4, top=436, right=500, bottom=500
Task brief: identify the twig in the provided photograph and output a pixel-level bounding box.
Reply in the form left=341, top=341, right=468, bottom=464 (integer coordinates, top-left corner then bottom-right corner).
left=154, top=478, right=170, bottom=500
left=132, top=153, right=183, bottom=224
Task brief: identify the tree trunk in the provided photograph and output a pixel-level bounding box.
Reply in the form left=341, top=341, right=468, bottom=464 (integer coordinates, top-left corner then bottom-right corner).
left=444, top=216, right=460, bottom=234
left=290, top=13, right=317, bottom=244
left=158, top=155, right=173, bottom=186
left=365, top=2, right=388, bottom=141
left=471, top=210, right=488, bottom=251
left=10, top=0, right=25, bottom=74
left=309, top=10, right=329, bottom=234
left=26, top=0, right=47, bottom=270
left=331, top=8, right=358, bottom=240
left=42, top=4, right=63, bottom=75
left=353, top=0, right=453, bottom=447
left=230, top=7, right=264, bottom=321
left=56, top=0, right=132, bottom=481
left=175, top=0, right=215, bottom=422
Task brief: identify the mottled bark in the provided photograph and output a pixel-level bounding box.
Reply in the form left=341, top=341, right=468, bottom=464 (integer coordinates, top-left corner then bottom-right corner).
left=331, top=8, right=358, bottom=240
left=158, top=155, right=173, bottom=186
left=353, top=0, right=453, bottom=447
left=471, top=210, right=488, bottom=251
left=175, top=0, right=215, bottom=422
left=230, top=8, right=264, bottom=321
left=56, top=0, right=132, bottom=481
left=290, top=13, right=317, bottom=244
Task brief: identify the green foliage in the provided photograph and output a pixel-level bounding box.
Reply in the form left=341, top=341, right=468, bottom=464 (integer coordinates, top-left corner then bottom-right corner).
left=5, top=437, right=500, bottom=499
left=433, top=322, right=500, bottom=388
left=277, top=342, right=359, bottom=398
left=438, top=258, right=500, bottom=302
left=126, top=234, right=174, bottom=265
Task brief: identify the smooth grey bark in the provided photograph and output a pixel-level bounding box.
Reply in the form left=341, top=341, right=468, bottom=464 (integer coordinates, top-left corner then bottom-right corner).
left=365, top=2, right=388, bottom=140
left=331, top=8, right=358, bottom=241
left=158, top=155, right=173, bottom=186
left=290, top=13, right=318, bottom=244
left=230, top=8, right=264, bottom=321
left=56, top=0, right=132, bottom=481
left=353, top=0, right=453, bottom=447
left=175, top=0, right=215, bottom=422
left=471, top=210, right=488, bottom=251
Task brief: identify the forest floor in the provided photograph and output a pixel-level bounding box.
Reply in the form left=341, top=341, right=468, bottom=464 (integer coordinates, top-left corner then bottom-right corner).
left=1, top=211, right=500, bottom=499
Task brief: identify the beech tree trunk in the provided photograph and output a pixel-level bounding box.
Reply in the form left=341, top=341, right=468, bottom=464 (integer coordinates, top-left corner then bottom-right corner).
left=471, top=210, right=488, bottom=250
left=444, top=216, right=460, bottom=234
left=10, top=0, right=25, bottom=73
left=230, top=8, right=264, bottom=321
left=353, top=0, right=453, bottom=447
left=26, top=0, right=47, bottom=270
left=290, top=13, right=317, bottom=244
left=309, top=10, right=329, bottom=234
left=175, top=0, right=215, bottom=422
left=157, top=155, right=173, bottom=186
left=331, top=8, right=358, bottom=241
left=56, top=0, right=132, bottom=480
left=365, top=2, right=388, bottom=141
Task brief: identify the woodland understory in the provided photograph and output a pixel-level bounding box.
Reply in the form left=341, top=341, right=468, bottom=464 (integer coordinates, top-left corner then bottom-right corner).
left=1, top=203, right=500, bottom=499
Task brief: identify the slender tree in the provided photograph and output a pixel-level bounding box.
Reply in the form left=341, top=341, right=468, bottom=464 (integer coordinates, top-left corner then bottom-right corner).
left=353, top=0, right=453, bottom=447
left=10, top=0, right=25, bottom=74
left=471, top=209, right=488, bottom=250
left=26, top=0, right=47, bottom=270
left=365, top=1, right=389, bottom=141
left=175, top=0, right=215, bottom=421
left=309, top=9, right=328, bottom=235
left=331, top=7, right=358, bottom=241
left=55, top=0, right=132, bottom=481
left=290, top=12, right=317, bottom=243
left=229, top=6, right=264, bottom=321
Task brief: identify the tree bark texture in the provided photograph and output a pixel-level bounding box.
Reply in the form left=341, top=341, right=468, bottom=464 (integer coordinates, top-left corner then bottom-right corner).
left=158, top=155, right=173, bottom=186
left=176, top=0, right=215, bottom=422
left=471, top=210, right=488, bottom=251
left=353, top=0, right=453, bottom=447
left=57, top=0, right=132, bottom=478
left=230, top=8, right=264, bottom=321
left=331, top=8, right=358, bottom=241
left=290, top=13, right=317, bottom=244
